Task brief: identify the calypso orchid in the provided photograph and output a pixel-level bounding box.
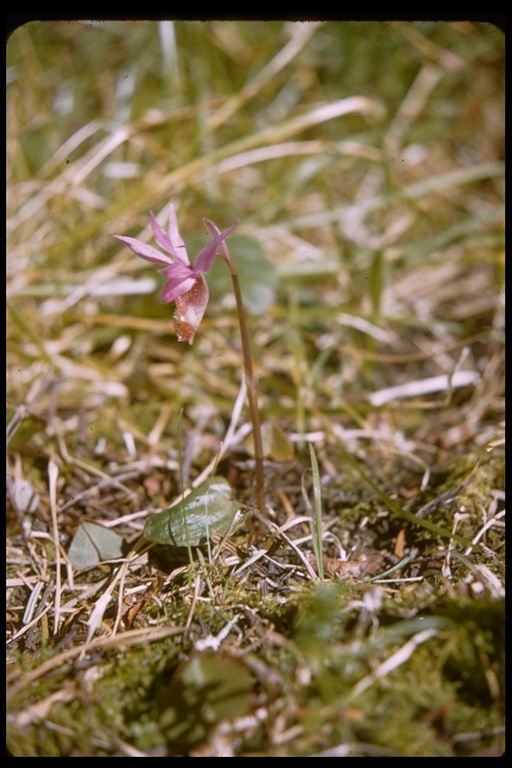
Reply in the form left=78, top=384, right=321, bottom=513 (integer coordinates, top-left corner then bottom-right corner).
left=115, top=202, right=268, bottom=520
left=114, top=204, right=239, bottom=344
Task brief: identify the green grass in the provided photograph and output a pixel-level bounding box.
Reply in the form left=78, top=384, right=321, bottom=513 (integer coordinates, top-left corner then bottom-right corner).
left=7, top=20, right=504, bottom=757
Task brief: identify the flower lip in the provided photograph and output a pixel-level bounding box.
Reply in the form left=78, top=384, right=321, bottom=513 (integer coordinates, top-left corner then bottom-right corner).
left=173, top=275, right=209, bottom=344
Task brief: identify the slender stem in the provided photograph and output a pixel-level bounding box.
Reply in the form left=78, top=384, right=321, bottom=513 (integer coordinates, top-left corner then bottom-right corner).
left=226, top=262, right=267, bottom=516
left=203, top=219, right=267, bottom=518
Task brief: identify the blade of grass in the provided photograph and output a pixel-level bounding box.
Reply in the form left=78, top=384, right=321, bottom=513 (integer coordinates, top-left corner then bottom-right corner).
left=46, top=96, right=385, bottom=260
left=281, top=161, right=504, bottom=233
left=308, top=442, right=324, bottom=581
left=204, top=22, right=322, bottom=132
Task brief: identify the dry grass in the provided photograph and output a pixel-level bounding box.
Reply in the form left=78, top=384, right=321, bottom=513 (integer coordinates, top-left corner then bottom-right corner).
left=7, top=20, right=504, bottom=756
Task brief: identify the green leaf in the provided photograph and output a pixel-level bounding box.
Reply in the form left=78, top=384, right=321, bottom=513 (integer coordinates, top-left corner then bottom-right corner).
left=68, top=522, right=124, bottom=570
left=143, top=476, right=243, bottom=547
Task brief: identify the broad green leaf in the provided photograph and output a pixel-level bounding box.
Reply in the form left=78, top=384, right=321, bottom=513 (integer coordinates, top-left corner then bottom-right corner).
left=68, top=522, right=124, bottom=570
left=143, top=476, right=243, bottom=547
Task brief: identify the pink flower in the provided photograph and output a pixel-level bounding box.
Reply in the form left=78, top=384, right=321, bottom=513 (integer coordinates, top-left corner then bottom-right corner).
left=114, top=204, right=238, bottom=344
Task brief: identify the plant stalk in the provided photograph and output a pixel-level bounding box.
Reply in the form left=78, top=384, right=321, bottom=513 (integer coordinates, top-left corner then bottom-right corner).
left=203, top=219, right=267, bottom=519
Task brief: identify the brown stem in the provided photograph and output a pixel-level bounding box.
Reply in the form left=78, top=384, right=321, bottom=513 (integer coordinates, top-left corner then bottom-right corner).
left=203, top=219, right=267, bottom=519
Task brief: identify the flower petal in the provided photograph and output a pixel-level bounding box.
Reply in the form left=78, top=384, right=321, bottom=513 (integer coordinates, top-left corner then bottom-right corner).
left=113, top=234, right=174, bottom=266
left=150, top=208, right=189, bottom=263
left=159, top=258, right=195, bottom=280
left=167, top=204, right=189, bottom=261
left=161, top=273, right=197, bottom=303
left=173, top=276, right=209, bottom=344
left=192, top=220, right=239, bottom=273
